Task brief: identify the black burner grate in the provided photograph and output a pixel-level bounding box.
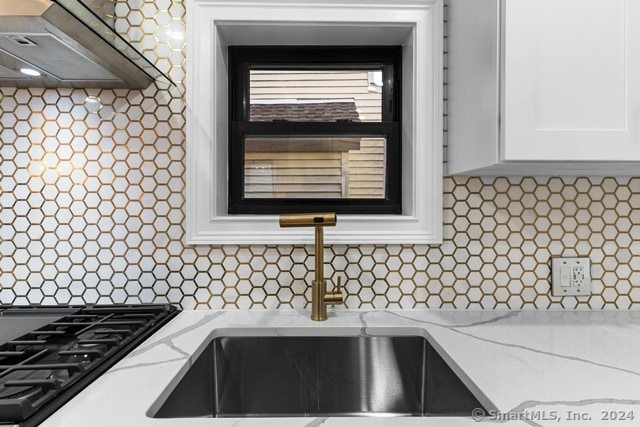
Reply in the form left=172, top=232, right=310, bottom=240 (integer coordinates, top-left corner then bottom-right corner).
left=0, top=304, right=178, bottom=426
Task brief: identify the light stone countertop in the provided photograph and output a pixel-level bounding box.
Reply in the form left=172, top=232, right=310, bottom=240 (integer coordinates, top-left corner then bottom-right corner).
left=40, top=309, right=640, bottom=427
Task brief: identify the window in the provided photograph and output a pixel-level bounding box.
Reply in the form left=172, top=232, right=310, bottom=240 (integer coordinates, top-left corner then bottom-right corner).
left=227, top=46, right=402, bottom=215
left=185, top=0, right=443, bottom=244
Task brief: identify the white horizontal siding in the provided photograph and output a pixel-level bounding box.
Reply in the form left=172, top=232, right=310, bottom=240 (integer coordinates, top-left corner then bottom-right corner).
left=246, top=71, right=385, bottom=199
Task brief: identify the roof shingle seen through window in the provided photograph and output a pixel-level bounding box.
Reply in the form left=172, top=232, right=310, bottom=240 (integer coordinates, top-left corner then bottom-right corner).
left=250, top=100, right=360, bottom=122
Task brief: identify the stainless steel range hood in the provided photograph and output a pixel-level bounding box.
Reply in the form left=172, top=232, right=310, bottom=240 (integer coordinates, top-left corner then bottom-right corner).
left=0, top=0, right=174, bottom=88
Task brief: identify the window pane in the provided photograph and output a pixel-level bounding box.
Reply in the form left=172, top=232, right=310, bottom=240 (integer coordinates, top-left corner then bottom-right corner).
left=249, top=70, right=383, bottom=122
left=244, top=135, right=387, bottom=199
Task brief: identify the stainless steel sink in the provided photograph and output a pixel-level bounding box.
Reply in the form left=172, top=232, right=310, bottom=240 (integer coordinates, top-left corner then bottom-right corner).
left=152, top=335, right=486, bottom=418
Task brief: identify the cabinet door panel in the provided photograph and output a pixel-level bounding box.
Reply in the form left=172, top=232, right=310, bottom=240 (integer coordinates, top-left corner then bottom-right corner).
left=503, top=0, right=640, bottom=161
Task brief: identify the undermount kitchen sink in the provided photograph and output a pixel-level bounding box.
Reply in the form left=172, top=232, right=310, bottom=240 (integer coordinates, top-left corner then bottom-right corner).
left=152, top=335, right=487, bottom=418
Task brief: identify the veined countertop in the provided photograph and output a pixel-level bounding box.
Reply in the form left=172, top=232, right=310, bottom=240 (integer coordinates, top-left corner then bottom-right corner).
left=41, top=309, right=640, bottom=427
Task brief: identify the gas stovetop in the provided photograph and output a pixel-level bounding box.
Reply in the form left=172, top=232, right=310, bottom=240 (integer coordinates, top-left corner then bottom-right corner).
left=0, top=304, right=179, bottom=427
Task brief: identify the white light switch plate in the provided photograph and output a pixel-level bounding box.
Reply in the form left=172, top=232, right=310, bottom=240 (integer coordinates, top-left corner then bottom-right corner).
left=551, top=257, right=591, bottom=297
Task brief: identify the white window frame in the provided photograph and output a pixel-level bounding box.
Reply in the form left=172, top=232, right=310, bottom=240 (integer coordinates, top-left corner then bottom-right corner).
left=185, top=0, right=443, bottom=245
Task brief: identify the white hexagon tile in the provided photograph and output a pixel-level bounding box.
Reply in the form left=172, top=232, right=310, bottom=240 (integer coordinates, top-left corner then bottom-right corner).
left=2, top=1, right=640, bottom=310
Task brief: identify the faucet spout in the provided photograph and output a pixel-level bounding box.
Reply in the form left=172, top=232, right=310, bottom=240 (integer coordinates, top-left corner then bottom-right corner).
left=279, top=213, right=344, bottom=321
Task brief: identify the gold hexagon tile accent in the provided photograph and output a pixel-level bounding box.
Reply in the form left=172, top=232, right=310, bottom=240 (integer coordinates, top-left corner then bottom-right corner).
left=3, top=3, right=640, bottom=310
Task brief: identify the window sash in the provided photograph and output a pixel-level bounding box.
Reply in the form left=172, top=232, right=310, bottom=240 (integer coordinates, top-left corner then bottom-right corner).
left=227, top=46, right=402, bottom=215
left=229, top=122, right=401, bottom=214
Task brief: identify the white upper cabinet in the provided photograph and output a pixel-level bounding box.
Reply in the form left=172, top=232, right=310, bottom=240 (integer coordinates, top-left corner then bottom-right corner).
left=448, top=0, right=640, bottom=175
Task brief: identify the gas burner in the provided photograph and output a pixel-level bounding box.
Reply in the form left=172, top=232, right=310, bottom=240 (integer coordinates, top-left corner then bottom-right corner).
left=0, top=369, right=53, bottom=400
left=0, top=304, right=178, bottom=427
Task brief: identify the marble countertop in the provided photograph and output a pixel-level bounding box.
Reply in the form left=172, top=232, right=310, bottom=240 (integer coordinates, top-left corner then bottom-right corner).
left=40, top=309, right=640, bottom=427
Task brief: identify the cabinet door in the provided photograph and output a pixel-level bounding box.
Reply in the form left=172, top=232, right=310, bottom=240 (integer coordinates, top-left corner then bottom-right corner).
left=503, top=0, right=640, bottom=161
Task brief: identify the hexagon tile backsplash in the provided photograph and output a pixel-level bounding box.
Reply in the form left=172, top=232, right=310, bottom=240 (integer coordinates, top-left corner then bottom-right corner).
left=2, top=1, right=640, bottom=310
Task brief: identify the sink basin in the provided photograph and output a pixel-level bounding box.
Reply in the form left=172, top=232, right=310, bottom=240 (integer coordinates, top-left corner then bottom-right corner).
left=152, top=335, right=487, bottom=418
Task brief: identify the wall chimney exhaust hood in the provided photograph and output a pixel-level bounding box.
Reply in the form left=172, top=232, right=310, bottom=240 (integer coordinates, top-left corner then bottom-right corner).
left=0, top=0, right=174, bottom=89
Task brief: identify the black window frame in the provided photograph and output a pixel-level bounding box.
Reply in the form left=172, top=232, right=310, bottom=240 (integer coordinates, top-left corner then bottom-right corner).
left=228, top=45, right=402, bottom=215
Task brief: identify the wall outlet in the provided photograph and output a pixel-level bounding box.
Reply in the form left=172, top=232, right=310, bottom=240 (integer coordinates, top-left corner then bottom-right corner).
left=551, top=257, right=591, bottom=297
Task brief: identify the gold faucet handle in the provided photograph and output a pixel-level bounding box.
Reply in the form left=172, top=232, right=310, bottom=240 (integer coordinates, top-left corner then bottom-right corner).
left=324, top=276, right=344, bottom=306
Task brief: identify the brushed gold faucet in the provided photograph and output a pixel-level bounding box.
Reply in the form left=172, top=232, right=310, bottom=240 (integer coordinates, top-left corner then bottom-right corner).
left=279, top=212, right=344, bottom=321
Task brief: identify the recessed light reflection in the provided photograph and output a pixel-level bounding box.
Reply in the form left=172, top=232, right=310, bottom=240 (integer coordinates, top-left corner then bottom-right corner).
left=167, top=30, right=185, bottom=40
left=19, top=68, right=41, bottom=77
left=84, top=96, right=103, bottom=114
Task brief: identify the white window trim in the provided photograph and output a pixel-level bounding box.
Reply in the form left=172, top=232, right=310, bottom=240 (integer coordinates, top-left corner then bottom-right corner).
left=185, top=0, right=443, bottom=245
